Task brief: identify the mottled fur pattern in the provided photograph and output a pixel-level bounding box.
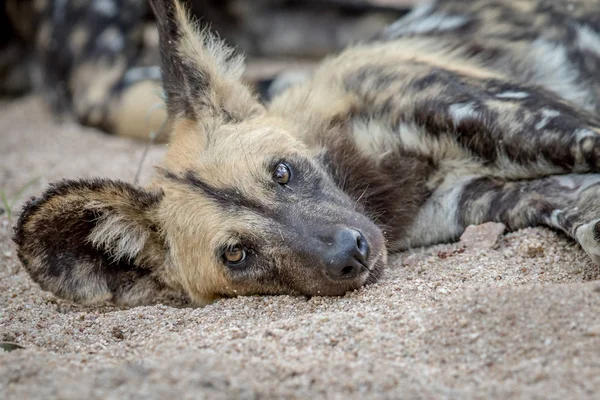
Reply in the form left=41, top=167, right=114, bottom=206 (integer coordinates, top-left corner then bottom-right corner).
left=14, top=0, right=600, bottom=306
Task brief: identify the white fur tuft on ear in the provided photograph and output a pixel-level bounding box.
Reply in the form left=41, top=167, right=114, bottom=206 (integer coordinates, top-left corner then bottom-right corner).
left=176, top=11, right=246, bottom=82
left=88, top=212, right=151, bottom=263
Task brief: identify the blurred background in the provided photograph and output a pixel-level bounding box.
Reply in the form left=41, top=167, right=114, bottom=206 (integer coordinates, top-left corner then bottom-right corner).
left=0, top=0, right=419, bottom=99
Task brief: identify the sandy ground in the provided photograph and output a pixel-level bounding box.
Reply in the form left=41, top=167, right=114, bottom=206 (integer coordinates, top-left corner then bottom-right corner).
left=1, top=97, right=600, bottom=399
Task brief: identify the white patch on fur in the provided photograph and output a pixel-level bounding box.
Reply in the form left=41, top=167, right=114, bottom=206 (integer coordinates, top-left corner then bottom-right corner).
left=89, top=214, right=149, bottom=262
left=395, top=175, right=475, bottom=250
left=534, top=108, right=560, bottom=130
left=97, top=27, right=124, bottom=53
left=563, top=173, right=600, bottom=185
left=528, top=38, right=595, bottom=112
left=387, top=14, right=468, bottom=36
left=352, top=119, right=402, bottom=160
left=548, top=209, right=564, bottom=231
left=383, top=2, right=468, bottom=38
left=123, top=66, right=162, bottom=85
left=449, top=102, right=478, bottom=122
left=552, top=174, right=600, bottom=197
left=384, top=1, right=435, bottom=36
left=93, top=0, right=117, bottom=18
left=397, top=122, right=428, bottom=154
left=575, top=219, right=600, bottom=264
left=575, top=25, right=600, bottom=57
left=553, top=176, right=577, bottom=191
left=496, top=91, right=529, bottom=99
left=574, top=128, right=596, bottom=142
left=268, top=70, right=313, bottom=100
left=403, top=1, right=436, bottom=20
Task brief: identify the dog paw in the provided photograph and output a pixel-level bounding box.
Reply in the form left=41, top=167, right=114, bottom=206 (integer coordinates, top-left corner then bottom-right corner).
left=575, top=219, right=600, bottom=264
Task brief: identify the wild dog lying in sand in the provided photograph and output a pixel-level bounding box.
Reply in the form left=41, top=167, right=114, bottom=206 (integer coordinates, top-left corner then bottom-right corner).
left=13, top=0, right=600, bottom=306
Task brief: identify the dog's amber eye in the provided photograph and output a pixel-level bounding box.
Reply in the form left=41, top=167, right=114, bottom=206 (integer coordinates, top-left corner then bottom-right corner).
left=223, top=246, right=246, bottom=264
left=273, top=162, right=291, bottom=185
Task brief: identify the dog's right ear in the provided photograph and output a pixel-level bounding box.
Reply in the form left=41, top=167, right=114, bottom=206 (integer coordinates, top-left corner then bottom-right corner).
left=13, top=179, right=170, bottom=305
left=147, top=0, right=264, bottom=124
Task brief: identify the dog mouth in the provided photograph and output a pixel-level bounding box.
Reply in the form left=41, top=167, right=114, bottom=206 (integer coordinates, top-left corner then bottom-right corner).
left=363, top=251, right=386, bottom=285
left=320, top=247, right=387, bottom=291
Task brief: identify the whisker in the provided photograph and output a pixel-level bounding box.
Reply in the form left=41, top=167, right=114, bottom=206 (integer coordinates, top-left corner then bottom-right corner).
left=354, top=185, right=370, bottom=209
left=237, top=136, right=263, bottom=182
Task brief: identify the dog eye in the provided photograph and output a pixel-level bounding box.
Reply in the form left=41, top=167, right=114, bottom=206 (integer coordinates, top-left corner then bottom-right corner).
left=223, top=246, right=246, bottom=265
left=273, top=162, right=291, bottom=185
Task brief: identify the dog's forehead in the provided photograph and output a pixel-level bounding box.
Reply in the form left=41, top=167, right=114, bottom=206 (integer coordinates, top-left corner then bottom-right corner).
left=214, top=119, right=308, bottom=155
left=164, top=116, right=308, bottom=163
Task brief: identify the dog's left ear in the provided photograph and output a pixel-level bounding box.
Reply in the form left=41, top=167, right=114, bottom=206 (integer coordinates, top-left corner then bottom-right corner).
left=14, top=179, right=170, bottom=305
left=147, top=0, right=264, bottom=124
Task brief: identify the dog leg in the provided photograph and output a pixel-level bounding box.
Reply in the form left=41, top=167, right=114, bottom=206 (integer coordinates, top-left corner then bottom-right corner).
left=398, top=173, right=600, bottom=263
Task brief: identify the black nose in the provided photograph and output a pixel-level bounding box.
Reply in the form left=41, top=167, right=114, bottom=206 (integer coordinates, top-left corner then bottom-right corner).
left=324, top=228, right=370, bottom=280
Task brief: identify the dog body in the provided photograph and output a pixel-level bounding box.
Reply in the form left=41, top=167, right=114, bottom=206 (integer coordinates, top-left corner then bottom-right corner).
left=14, top=0, right=600, bottom=306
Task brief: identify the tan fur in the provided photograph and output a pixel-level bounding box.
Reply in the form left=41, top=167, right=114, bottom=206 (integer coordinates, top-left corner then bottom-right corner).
left=156, top=187, right=242, bottom=301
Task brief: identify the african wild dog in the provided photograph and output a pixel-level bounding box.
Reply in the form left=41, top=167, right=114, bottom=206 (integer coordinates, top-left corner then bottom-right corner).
left=13, top=0, right=600, bottom=306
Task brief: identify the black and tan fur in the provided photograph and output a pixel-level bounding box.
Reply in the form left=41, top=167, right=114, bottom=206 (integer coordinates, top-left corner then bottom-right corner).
left=14, top=0, right=600, bottom=306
